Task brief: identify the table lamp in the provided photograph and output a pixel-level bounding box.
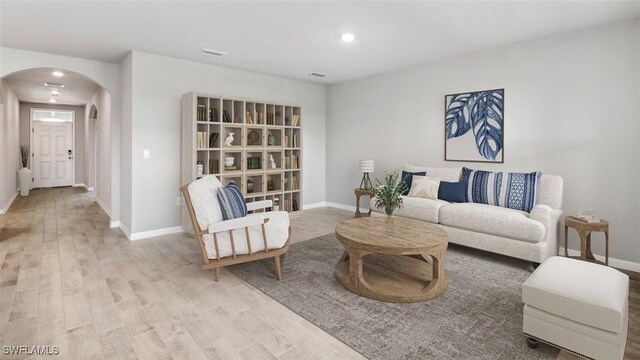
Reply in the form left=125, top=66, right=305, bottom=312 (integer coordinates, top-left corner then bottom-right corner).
left=359, top=160, right=374, bottom=190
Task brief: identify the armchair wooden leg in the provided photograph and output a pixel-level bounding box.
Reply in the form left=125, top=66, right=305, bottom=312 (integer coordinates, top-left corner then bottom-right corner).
left=274, top=256, right=283, bottom=280
left=214, top=268, right=220, bottom=282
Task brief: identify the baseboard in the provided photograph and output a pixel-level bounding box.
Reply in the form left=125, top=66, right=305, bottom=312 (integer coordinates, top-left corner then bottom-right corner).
left=96, top=198, right=111, bottom=217
left=118, top=223, right=132, bottom=239
left=560, top=247, right=640, bottom=273
left=127, top=226, right=184, bottom=241
left=325, top=202, right=358, bottom=213
left=73, top=183, right=85, bottom=188
left=0, top=192, right=18, bottom=214
left=303, top=201, right=327, bottom=210
left=109, top=220, right=120, bottom=228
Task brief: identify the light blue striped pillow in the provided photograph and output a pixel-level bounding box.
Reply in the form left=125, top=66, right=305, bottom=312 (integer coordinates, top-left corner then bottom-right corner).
left=467, top=170, right=541, bottom=212
left=217, top=181, right=247, bottom=220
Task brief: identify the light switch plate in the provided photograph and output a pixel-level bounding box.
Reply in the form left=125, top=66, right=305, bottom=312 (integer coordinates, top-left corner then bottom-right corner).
left=143, top=149, right=150, bottom=159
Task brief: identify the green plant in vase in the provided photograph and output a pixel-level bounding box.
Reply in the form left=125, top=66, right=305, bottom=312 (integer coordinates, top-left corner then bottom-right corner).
left=373, top=171, right=408, bottom=231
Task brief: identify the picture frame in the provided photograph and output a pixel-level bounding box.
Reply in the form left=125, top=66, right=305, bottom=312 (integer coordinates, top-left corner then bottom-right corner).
left=444, top=88, right=504, bottom=163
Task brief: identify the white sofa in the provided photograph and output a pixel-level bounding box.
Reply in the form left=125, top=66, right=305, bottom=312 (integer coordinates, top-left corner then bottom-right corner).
left=370, top=165, right=564, bottom=263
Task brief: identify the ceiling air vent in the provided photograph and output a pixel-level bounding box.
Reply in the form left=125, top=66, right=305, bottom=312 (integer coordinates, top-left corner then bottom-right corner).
left=308, top=72, right=327, bottom=78
left=198, top=48, right=229, bottom=57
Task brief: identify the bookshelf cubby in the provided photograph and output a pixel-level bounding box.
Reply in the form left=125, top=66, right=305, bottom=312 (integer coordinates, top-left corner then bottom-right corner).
left=182, top=92, right=303, bottom=233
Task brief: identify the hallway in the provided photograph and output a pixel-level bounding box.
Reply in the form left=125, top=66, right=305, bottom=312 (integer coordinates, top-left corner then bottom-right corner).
left=0, top=187, right=362, bottom=360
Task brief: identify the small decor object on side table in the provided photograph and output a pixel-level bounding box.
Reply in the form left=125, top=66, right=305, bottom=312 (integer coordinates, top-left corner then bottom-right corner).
left=358, top=160, right=374, bottom=190
left=18, top=145, right=32, bottom=196
left=564, top=215, right=610, bottom=265
left=372, top=172, right=408, bottom=232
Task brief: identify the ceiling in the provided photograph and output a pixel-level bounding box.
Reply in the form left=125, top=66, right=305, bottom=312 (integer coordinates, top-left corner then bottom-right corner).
left=1, top=1, right=639, bottom=84
left=4, top=68, right=100, bottom=105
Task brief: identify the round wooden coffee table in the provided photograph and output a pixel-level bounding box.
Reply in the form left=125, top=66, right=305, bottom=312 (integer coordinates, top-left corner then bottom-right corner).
left=335, top=217, right=448, bottom=303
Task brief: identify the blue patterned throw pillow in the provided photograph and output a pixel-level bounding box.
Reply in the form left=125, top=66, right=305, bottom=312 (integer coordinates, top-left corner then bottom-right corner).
left=466, top=170, right=541, bottom=212
left=217, top=181, right=247, bottom=220
left=401, top=171, right=426, bottom=195
left=460, top=167, right=474, bottom=182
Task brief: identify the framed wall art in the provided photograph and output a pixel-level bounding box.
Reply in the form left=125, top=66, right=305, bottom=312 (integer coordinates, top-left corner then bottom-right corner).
left=444, top=88, right=504, bottom=163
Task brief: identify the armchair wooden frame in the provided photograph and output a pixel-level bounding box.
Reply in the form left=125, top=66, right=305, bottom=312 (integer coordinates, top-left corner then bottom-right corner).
left=180, top=185, right=291, bottom=282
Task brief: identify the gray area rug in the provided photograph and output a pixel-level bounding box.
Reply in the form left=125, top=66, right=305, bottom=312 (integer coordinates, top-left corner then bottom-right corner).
left=228, top=234, right=559, bottom=360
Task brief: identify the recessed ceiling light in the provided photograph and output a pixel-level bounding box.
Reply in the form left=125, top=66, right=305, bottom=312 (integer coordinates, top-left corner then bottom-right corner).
left=308, top=72, right=327, bottom=78
left=49, top=99, right=57, bottom=103
left=44, top=83, right=64, bottom=88
left=198, top=48, right=229, bottom=57
left=52, top=71, right=64, bottom=77
left=341, top=33, right=355, bottom=42
left=51, top=90, right=60, bottom=96
left=51, top=112, right=56, bottom=116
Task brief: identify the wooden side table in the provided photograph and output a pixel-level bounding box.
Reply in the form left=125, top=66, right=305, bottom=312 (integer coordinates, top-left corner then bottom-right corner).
left=564, top=216, right=609, bottom=265
left=354, top=188, right=374, bottom=218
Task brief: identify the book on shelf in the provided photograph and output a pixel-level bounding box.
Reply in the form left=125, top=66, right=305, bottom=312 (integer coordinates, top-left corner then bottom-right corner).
left=266, top=113, right=274, bottom=125
left=209, top=159, right=219, bottom=174
left=292, top=114, right=300, bottom=126
left=209, top=107, right=218, bottom=122
left=284, top=135, right=289, bottom=147
left=197, top=131, right=209, bottom=148
left=285, top=156, right=291, bottom=169
left=292, top=175, right=299, bottom=190
left=197, top=105, right=206, bottom=122
left=293, top=134, right=297, bottom=148
left=575, top=215, right=601, bottom=223
left=291, top=154, right=299, bottom=169
left=246, top=111, right=253, bottom=124
left=223, top=110, right=231, bottom=123
left=224, top=166, right=237, bottom=171
left=209, top=132, right=219, bottom=148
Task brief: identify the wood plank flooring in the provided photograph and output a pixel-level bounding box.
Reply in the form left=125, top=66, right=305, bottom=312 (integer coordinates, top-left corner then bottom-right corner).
left=0, top=187, right=637, bottom=359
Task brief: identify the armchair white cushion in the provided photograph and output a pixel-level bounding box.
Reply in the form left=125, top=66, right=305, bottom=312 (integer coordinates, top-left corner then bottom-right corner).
left=188, top=175, right=290, bottom=260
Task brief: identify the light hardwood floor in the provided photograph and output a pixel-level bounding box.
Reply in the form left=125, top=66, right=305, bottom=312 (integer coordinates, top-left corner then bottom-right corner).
left=0, top=187, right=637, bottom=360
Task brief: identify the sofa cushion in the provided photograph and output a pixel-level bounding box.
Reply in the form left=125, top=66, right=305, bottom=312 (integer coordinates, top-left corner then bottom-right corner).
left=407, top=176, right=440, bottom=200
left=439, top=203, right=545, bottom=243
left=522, top=256, right=629, bottom=333
left=187, top=175, right=224, bottom=230
left=370, top=195, right=448, bottom=223
left=401, top=170, right=426, bottom=195
left=438, top=180, right=468, bottom=203
left=203, top=211, right=290, bottom=259
left=217, top=180, right=247, bottom=220
left=466, top=169, right=542, bottom=213
left=403, top=164, right=461, bottom=182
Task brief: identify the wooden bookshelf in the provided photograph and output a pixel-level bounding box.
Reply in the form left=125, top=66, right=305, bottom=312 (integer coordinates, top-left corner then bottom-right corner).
left=182, top=92, right=302, bottom=233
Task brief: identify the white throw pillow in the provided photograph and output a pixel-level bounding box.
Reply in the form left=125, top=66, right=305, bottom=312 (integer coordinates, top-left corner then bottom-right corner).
left=408, top=176, right=441, bottom=200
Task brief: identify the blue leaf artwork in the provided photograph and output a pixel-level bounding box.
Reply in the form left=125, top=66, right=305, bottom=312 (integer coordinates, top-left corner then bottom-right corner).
left=445, top=89, right=504, bottom=162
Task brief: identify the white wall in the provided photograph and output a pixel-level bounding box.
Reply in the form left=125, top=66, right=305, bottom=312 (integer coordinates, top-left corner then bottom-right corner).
left=85, top=88, right=112, bottom=214
left=326, top=20, right=640, bottom=263
left=128, top=51, right=326, bottom=233
left=19, top=102, right=85, bottom=184
left=0, top=47, right=121, bottom=224
left=0, top=79, right=20, bottom=212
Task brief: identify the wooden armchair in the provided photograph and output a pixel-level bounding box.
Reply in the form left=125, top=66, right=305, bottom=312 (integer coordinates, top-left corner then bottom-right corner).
left=181, top=175, right=291, bottom=281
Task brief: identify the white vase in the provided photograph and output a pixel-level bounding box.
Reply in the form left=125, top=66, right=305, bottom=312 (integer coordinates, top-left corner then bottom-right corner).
left=18, top=167, right=32, bottom=196
left=224, top=157, right=235, bottom=167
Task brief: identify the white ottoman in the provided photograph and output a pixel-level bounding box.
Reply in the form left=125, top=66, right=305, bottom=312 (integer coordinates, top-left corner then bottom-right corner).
left=522, top=256, right=629, bottom=360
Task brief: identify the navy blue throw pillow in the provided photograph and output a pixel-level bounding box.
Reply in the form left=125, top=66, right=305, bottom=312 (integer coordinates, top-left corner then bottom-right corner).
left=460, top=167, right=474, bottom=182
left=401, top=171, right=426, bottom=195
left=438, top=180, right=468, bottom=203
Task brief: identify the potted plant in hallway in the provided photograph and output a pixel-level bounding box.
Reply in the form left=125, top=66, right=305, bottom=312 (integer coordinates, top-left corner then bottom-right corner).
left=373, top=171, right=407, bottom=232
left=18, top=145, right=32, bottom=196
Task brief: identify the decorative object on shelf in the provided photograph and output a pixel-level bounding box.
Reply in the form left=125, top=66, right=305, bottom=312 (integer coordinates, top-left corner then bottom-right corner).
left=224, top=132, right=235, bottom=146
left=267, top=133, right=275, bottom=146
left=196, top=161, right=204, bottom=177
left=358, top=160, right=374, bottom=190
left=246, top=111, right=253, bottom=124
left=267, top=180, right=275, bottom=191
left=273, top=198, right=280, bottom=211
left=247, top=130, right=260, bottom=145
left=18, top=145, right=32, bottom=196
left=269, top=154, right=277, bottom=169
left=247, top=178, right=254, bottom=193
left=209, top=132, right=219, bottom=148
left=372, top=171, right=408, bottom=232
left=445, top=88, right=504, bottom=163
left=224, top=156, right=235, bottom=168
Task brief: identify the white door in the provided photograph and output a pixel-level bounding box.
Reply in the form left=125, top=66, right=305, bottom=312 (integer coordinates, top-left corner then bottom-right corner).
left=33, top=121, right=73, bottom=188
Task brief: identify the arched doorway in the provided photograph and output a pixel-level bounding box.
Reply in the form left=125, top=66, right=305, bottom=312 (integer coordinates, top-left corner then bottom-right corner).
left=0, top=67, right=115, bottom=222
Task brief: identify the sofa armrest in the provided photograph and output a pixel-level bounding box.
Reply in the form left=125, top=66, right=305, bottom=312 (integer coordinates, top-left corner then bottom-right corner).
left=207, top=215, right=269, bottom=234
left=246, top=200, right=273, bottom=212
left=530, top=204, right=552, bottom=227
